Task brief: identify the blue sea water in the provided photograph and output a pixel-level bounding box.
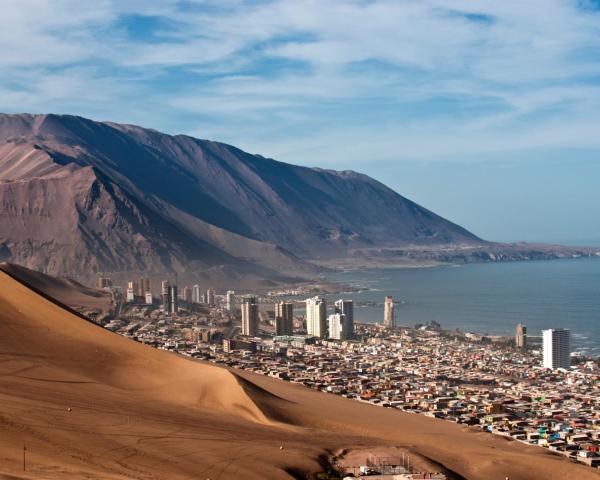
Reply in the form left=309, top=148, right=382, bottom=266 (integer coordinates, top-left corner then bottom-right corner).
left=324, top=257, right=600, bottom=355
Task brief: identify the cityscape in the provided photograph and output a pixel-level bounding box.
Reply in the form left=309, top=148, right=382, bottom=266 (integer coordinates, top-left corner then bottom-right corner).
left=2, top=2, right=600, bottom=478
left=99, top=275, right=600, bottom=472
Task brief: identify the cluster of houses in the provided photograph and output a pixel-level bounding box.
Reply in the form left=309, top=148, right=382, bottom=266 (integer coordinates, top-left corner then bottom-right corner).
left=106, top=302, right=600, bottom=471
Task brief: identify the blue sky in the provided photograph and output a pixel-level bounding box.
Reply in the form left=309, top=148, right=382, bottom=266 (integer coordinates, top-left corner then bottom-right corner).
left=2, top=0, right=600, bottom=243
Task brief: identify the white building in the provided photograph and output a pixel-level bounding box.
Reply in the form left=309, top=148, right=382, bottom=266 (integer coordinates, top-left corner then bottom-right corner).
left=543, top=328, right=571, bottom=369
left=126, top=287, right=135, bottom=303
left=328, top=313, right=347, bottom=340
left=169, top=285, right=178, bottom=314
left=384, top=295, right=395, bottom=328
left=305, top=296, right=327, bottom=338
left=126, top=281, right=136, bottom=303
left=144, top=291, right=153, bottom=305
left=334, top=299, right=354, bottom=339
left=192, top=284, right=201, bottom=304
left=226, top=290, right=235, bottom=311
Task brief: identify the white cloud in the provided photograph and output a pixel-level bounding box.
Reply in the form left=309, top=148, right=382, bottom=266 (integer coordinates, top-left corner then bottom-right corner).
left=1, top=0, right=600, bottom=165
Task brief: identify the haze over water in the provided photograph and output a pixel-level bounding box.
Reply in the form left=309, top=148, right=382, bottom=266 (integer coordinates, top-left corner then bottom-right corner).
left=326, top=257, right=600, bottom=355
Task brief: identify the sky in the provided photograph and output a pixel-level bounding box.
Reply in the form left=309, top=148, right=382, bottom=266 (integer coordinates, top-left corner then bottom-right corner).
left=1, top=0, right=600, bottom=243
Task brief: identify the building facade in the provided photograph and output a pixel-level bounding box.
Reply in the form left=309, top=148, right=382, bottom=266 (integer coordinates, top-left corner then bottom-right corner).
left=206, top=289, right=215, bottom=307
left=334, top=299, right=354, bottom=339
left=306, top=296, right=327, bottom=338
left=241, top=296, right=259, bottom=336
left=275, top=301, right=294, bottom=336
left=161, top=281, right=171, bottom=313
left=384, top=295, right=395, bottom=328
left=144, top=291, right=153, bottom=305
left=226, top=290, right=235, bottom=311
left=515, top=323, right=527, bottom=349
left=192, top=284, right=201, bottom=304
left=328, top=313, right=347, bottom=340
left=183, top=286, right=192, bottom=303
left=126, top=281, right=136, bottom=302
left=169, top=285, right=178, bottom=314
left=137, top=277, right=150, bottom=297
left=543, top=328, right=571, bottom=369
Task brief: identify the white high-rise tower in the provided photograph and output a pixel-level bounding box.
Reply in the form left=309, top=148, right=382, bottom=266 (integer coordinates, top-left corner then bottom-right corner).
left=334, top=299, right=354, bottom=339
left=226, top=290, right=235, bottom=311
left=543, top=328, right=571, bottom=369
left=305, top=296, right=327, bottom=338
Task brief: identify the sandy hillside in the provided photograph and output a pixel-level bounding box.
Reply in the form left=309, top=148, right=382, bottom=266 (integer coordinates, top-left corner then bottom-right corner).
left=0, top=267, right=597, bottom=480
left=0, top=263, right=112, bottom=318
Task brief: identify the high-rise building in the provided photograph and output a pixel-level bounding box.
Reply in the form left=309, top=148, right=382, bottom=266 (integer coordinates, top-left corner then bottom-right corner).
left=126, top=281, right=136, bottom=302
left=206, top=289, right=215, bottom=307
left=334, top=299, right=354, bottom=339
left=515, top=323, right=527, bottom=349
left=183, top=286, right=192, bottom=303
left=137, top=277, right=150, bottom=296
left=275, top=301, right=294, bottom=336
left=543, top=328, right=571, bottom=369
left=226, top=290, right=235, bottom=311
left=384, top=296, right=395, bottom=328
left=161, top=281, right=171, bottom=313
left=144, top=291, right=153, bottom=305
left=328, top=313, right=347, bottom=340
left=192, top=284, right=201, bottom=304
left=241, top=296, right=259, bottom=336
left=170, top=285, right=179, bottom=314
left=306, top=296, right=327, bottom=338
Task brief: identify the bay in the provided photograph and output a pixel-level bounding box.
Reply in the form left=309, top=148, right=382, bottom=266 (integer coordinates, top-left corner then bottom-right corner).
left=324, top=257, right=600, bottom=355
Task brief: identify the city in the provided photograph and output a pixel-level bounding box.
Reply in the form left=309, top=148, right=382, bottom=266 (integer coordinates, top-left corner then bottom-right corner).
left=101, top=276, right=600, bottom=473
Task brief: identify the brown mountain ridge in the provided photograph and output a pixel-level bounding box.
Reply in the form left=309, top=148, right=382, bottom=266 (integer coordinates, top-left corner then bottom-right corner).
left=0, top=113, right=482, bottom=283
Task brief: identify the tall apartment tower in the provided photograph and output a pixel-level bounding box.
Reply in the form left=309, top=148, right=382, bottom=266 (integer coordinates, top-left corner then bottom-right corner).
left=328, top=313, right=347, bottom=340
left=161, top=281, right=171, bottom=313
left=183, top=286, right=192, bottom=303
left=137, top=277, right=150, bottom=297
left=305, top=296, right=327, bottom=338
left=515, top=323, right=527, bottom=349
left=170, top=285, right=179, bottom=314
left=126, top=281, right=136, bottom=302
left=275, top=301, right=294, bottom=336
left=192, top=284, right=201, bottom=304
left=543, top=328, right=571, bottom=369
left=241, top=296, right=259, bottom=336
left=144, top=291, right=153, bottom=305
left=226, top=290, right=235, bottom=311
left=334, top=299, right=354, bottom=339
left=384, top=295, right=395, bottom=328
left=206, top=289, right=215, bottom=307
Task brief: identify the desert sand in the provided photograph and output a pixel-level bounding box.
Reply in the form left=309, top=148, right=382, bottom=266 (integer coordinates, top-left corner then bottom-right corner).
left=0, top=265, right=597, bottom=480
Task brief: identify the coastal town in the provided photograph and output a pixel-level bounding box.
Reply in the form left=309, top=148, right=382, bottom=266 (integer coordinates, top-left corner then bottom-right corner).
left=100, top=277, right=600, bottom=475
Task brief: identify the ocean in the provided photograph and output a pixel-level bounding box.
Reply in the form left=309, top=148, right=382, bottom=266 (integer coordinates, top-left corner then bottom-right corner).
left=324, top=257, right=600, bottom=355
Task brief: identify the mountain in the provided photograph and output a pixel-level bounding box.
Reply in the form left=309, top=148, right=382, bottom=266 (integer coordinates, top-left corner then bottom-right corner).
left=0, top=264, right=595, bottom=480
left=0, top=113, right=481, bottom=282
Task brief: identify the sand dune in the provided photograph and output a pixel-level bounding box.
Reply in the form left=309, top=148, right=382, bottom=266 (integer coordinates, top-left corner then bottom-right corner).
left=0, top=263, right=112, bottom=318
left=0, top=267, right=597, bottom=480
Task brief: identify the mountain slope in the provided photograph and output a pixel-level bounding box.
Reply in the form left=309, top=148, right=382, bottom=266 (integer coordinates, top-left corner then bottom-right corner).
left=0, top=113, right=482, bottom=279
left=0, top=265, right=597, bottom=480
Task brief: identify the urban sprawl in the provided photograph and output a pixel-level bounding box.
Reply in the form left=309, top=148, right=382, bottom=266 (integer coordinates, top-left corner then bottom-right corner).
left=94, top=276, right=600, bottom=473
